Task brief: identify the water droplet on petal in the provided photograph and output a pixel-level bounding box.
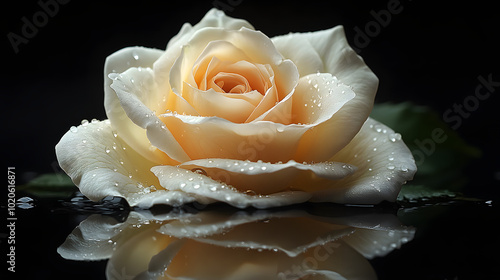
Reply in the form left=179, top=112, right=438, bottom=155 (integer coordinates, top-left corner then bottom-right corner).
left=190, top=168, right=207, bottom=176
left=70, top=126, right=78, bottom=133
left=81, top=119, right=89, bottom=126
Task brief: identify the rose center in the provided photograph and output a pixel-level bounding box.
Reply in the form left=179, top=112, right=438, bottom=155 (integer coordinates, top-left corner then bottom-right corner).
left=211, top=72, right=250, bottom=94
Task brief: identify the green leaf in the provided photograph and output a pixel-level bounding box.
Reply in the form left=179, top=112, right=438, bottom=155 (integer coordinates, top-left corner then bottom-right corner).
left=19, top=173, right=77, bottom=198
left=371, top=102, right=480, bottom=201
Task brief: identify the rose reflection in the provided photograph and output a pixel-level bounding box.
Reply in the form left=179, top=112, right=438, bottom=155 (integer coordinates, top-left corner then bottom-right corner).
left=58, top=205, right=414, bottom=279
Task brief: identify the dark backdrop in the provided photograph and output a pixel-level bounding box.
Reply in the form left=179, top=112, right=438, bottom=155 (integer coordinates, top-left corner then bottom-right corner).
left=3, top=0, right=499, bottom=195
left=2, top=1, right=500, bottom=279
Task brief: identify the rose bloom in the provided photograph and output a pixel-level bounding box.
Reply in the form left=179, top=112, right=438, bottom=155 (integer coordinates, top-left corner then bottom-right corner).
left=56, top=9, right=416, bottom=208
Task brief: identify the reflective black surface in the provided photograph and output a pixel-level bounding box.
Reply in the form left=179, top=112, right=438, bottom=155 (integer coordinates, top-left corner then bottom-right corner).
left=7, top=192, right=498, bottom=279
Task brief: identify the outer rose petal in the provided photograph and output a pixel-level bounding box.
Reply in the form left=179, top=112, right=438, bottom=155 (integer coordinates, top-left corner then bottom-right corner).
left=167, top=8, right=255, bottom=51
left=55, top=120, right=196, bottom=208
left=151, top=165, right=312, bottom=209
left=109, top=67, right=191, bottom=163
left=104, top=46, right=173, bottom=164
left=291, top=73, right=357, bottom=162
left=159, top=114, right=306, bottom=162
left=310, top=118, right=417, bottom=204
left=272, top=26, right=379, bottom=162
left=178, top=159, right=356, bottom=195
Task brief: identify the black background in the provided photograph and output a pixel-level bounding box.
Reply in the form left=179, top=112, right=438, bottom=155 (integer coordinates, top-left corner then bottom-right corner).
left=2, top=0, right=500, bottom=279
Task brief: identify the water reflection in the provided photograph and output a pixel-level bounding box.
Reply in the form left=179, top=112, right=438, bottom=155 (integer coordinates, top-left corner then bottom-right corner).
left=58, top=204, right=414, bottom=279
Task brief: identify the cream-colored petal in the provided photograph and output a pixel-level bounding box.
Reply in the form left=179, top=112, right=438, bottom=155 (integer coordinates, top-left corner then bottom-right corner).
left=292, top=73, right=356, bottom=162
left=55, top=119, right=195, bottom=208
left=171, top=27, right=299, bottom=98
left=104, top=46, right=169, bottom=164
left=181, top=83, right=260, bottom=123
left=159, top=114, right=306, bottom=162
left=166, top=8, right=255, bottom=51
left=178, top=159, right=356, bottom=195
left=272, top=33, right=324, bottom=77
left=151, top=165, right=311, bottom=209
left=109, top=67, right=191, bottom=163
left=154, top=9, right=254, bottom=95
left=273, top=27, right=378, bottom=161
left=310, top=118, right=417, bottom=204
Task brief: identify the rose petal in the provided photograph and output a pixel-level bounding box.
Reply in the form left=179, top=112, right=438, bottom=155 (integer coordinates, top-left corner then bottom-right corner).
left=166, top=8, right=255, bottom=51
left=159, top=114, right=306, bottom=162
left=178, top=159, right=356, bottom=195
left=109, top=67, right=191, bottom=163
left=55, top=119, right=195, bottom=207
left=104, top=46, right=170, bottom=164
left=151, top=165, right=311, bottom=209
left=154, top=10, right=255, bottom=102
left=292, top=73, right=356, bottom=162
left=167, top=27, right=299, bottom=122
left=272, top=26, right=378, bottom=161
left=310, top=118, right=417, bottom=204
left=182, top=84, right=261, bottom=123
left=272, top=33, right=324, bottom=77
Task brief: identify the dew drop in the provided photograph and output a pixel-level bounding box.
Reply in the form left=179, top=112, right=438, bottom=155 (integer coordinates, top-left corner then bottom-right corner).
left=261, top=166, right=267, bottom=171
left=132, top=51, right=139, bottom=60
left=70, top=126, right=78, bottom=133
left=191, top=167, right=207, bottom=176
left=105, top=148, right=111, bottom=154
left=389, top=133, right=402, bottom=142
left=81, top=119, right=89, bottom=126
left=387, top=165, right=395, bottom=170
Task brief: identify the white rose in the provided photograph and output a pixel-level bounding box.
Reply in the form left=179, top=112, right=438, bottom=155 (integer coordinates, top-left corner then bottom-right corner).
left=56, top=9, right=416, bottom=208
